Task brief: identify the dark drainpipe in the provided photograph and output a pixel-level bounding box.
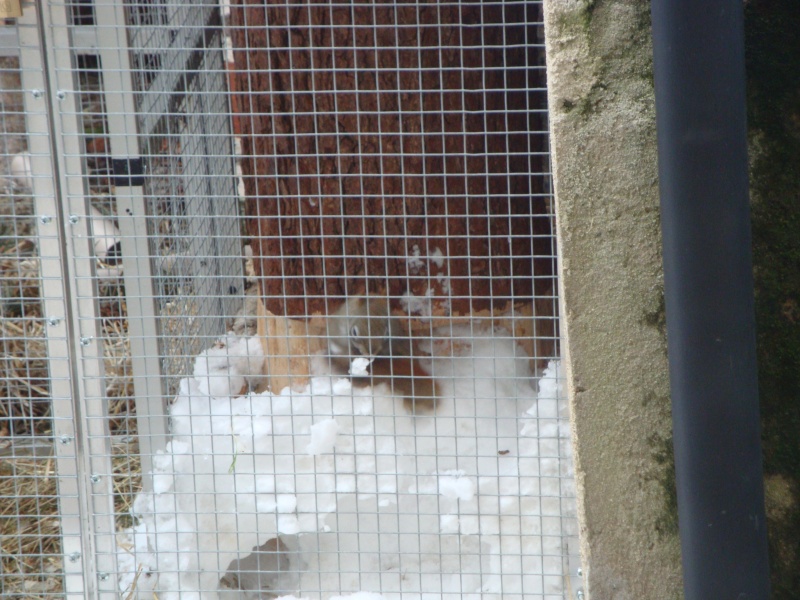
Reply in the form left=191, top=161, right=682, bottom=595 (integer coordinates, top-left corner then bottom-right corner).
left=650, top=0, right=771, bottom=597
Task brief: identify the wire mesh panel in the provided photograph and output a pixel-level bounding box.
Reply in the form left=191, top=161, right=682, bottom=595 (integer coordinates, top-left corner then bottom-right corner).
left=0, top=50, right=75, bottom=597
left=2, top=0, right=579, bottom=598
left=126, top=0, right=243, bottom=391
left=2, top=4, right=115, bottom=596
left=3, top=1, right=244, bottom=597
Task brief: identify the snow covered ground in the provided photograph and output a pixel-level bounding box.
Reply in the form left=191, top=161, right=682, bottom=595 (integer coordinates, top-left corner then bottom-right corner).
left=117, top=327, right=578, bottom=599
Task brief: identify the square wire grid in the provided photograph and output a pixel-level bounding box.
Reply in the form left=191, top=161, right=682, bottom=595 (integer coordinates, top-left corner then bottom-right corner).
left=1, top=1, right=579, bottom=598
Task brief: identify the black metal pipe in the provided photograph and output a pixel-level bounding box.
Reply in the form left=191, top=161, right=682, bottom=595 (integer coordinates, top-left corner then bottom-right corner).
left=650, top=0, right=771, bottom=597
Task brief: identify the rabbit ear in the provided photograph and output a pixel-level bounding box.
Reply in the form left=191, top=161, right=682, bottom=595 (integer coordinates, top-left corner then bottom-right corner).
left=350, top=325, right=359, bottom=338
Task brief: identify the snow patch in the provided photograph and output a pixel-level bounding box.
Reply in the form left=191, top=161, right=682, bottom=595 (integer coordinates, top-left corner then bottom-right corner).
left=348, top=356, right=371, bottom=377
left=306, top=419, right=339, bottom=455
left=429, top=247, right=445, bottom=268
left=117, top=331, right=576, bottom=599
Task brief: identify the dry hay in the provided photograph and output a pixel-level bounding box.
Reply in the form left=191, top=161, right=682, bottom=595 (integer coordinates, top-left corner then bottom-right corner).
left=0, top=449, right=64, bottom=597
left=1, top=191, right=142, bottom=596
left=1, top=194, right=49, bottom=440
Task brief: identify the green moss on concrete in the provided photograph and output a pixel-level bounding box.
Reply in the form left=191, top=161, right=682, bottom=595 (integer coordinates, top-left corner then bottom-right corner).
left=641, top=389, right=679, bottom=539
left=641, top=290, right=667, bottom=338
left=554, top=0, right=598, bottom=35
left=545, top=0, right=682, bottom=595
left=648, top=432, right=679, bottom=537
left=560, top=82, right=610, bottom=117
left=553, top=0, right=654, bottom=120
left=745, top=0, right=800, bottom=596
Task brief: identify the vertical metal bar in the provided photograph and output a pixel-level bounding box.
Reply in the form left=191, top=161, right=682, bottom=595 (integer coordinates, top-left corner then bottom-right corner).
left=651, top=0, right=771, bottom=597
left=92, top=0, right=168, bottom=493
left=17, top=8, right=87, bottom=596
left=20, top=1, right=118, bottom=596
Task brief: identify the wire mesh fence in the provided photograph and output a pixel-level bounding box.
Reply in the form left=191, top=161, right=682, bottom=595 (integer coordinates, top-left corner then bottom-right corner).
left=0, top=1, right=580, bottom=598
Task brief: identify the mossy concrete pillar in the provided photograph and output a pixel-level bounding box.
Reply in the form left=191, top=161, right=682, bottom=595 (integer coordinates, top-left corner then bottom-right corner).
left=543, top=1, right=683, bottom=597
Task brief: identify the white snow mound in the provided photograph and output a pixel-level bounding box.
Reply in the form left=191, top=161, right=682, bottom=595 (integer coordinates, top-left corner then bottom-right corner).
left=117, top=330, right=574, bottom=599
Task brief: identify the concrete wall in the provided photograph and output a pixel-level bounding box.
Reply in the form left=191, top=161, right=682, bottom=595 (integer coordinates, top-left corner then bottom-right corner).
left=542, top=1, right=683, bottom=597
